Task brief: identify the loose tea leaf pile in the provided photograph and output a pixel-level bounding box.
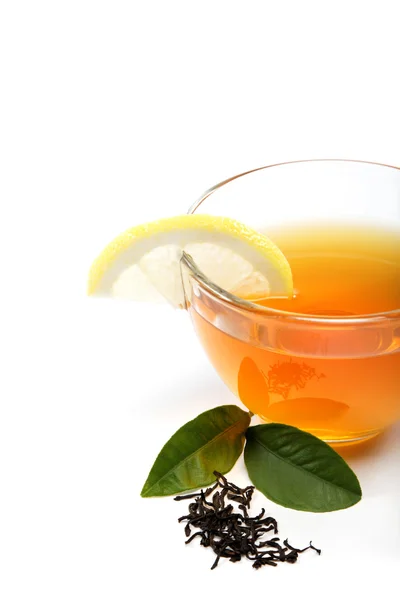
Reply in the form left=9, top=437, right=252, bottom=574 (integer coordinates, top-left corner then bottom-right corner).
left=175, top=471, right=321, bottom=570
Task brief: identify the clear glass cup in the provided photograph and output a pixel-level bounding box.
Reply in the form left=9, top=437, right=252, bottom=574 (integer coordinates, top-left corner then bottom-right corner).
left=181, top=160, right=400, bottom=445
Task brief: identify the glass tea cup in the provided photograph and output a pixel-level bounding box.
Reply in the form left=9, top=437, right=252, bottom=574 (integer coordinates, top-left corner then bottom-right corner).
left=180, top=160, right=400, bottom=445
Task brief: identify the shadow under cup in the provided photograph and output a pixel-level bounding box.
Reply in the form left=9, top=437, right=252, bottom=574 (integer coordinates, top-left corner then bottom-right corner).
left=181, top=160, right=400, bottom=445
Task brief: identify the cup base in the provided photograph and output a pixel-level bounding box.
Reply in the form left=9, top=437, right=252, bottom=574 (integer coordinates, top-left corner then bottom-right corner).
left=291, top=427, right=384, bottom=448
left=322, top=429, right=384, bottom=447
left=258, top=416, right=385, bottom=447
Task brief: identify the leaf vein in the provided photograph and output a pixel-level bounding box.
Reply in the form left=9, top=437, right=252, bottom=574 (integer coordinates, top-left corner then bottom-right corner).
left=251, top=437, right=360, bottom=498
left=144, top=417, right=248, bottom=495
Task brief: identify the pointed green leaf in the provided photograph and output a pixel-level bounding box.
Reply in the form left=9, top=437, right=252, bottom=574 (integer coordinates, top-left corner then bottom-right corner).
left=244, top=424, right=362, bottom=512
left=141, top=405, right=251, bottom=497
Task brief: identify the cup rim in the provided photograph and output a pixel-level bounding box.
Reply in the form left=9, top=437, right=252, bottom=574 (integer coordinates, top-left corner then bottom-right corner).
left=185, top=158, right=400, bottom=324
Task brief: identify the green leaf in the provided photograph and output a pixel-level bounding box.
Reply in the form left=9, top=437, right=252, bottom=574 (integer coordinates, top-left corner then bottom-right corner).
left=141, top=405, right=251, bottom=497
left=244, top=424, right=362, bottom=512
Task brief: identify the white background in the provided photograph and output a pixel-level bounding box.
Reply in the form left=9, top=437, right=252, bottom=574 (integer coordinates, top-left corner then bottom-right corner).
left=1, top=1, right=399, bottom=598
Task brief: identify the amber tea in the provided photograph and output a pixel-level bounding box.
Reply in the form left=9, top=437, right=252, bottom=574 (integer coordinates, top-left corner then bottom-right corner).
left=190, top=223, right=400, bottom=444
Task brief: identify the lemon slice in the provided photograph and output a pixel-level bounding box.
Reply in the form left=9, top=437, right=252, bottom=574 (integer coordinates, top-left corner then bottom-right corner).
left=88, top=215, right=293, bottom=308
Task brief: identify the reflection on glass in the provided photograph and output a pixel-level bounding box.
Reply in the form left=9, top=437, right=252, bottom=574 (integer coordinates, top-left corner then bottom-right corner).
left=265, top=358, right=325, bottom=400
